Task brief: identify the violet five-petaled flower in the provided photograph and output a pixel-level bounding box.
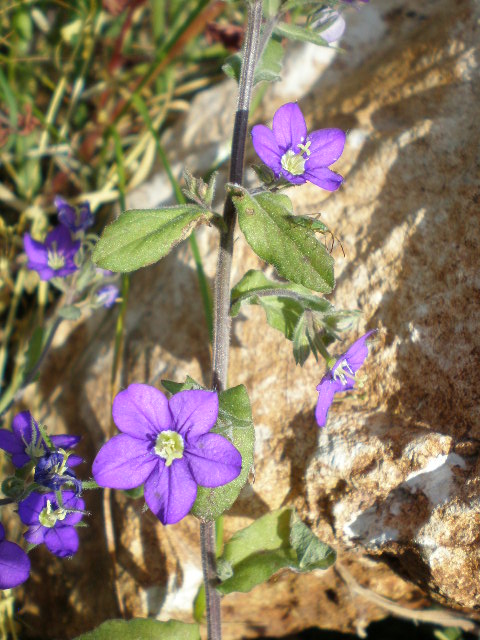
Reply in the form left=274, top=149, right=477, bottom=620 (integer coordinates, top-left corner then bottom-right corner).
left=0, top=523, right=31, bottom=590
left=23, top=226, right=80, bottom=281
left=55, top=196, right=94, bottom=233
left=251, top=102, right=346, bottom=191
left=18, top=490, right=85, bottom=558
left=0, top=411, right=82, bottom=468
left=315, top=330, right=376, bottom=428
left=92, top=385, right=242, bottom=525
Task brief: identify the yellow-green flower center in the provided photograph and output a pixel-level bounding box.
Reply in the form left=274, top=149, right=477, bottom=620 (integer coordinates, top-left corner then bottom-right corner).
left=154, top=430, right=184, bottom=467
left=280, top=140, right=311, bottom=176
left=47, top=243, right=65, bottom=271
left=39, top=500, right=67, bottom=528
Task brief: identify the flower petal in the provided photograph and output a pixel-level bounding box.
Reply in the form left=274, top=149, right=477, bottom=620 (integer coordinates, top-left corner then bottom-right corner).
left=307, top=128, right=346, bottom=167
left=50, top=434, right=81, bottom=449
left=0, top=524, right=4, bottom=542
left=185, top=433, right=242, bottom=487
left=0, top=540, right=31, bottom=589
left=66, top=454, right=83, bottom=467
left=0, top=429, right=23, bottom=455
left=169, top=390, right=218, bottom=439
left=45, top=526, right=79, bottom=557
left=251, top=125, right=282, bottom=173
left=62, top=493, right=85, bottom=526
left=24, top=524, right=46, bottom=546
left=272, top=103, right=307, bottom=152
left=315, top=380, right=339, bottom=427
left=144, top=458, right=197, bottom=525
left=304, top=167, right=343, bottom=191
left=92, top=434, right=157, bottom=489
left=112, top=383, right=172, bottom=438
left=45, top=225, right=74, bottom=250
left=12, top=411, right=38, bottom=442
left=23, top=234, right=48, bottom=267
left=342, top=330, right=376, bottom=372
left=18, top=492, right=46, bottom=525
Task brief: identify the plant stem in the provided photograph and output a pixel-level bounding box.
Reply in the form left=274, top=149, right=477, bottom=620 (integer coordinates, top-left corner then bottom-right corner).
left=201, top=2, right=263, bottom=639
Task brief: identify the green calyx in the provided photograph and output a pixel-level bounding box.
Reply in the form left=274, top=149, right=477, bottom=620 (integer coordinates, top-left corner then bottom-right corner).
left=154, top=430, right=184, bottom=467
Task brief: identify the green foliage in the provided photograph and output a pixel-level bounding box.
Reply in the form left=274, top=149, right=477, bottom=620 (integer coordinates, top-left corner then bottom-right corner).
left=161, top=375, right=204, bottom=395
left=434, top=629, right=464, bottom=640
left=274, top=21, right=329, bottom=47
left=73, top=618, right=200, bottom=640
left=216, top=508, right=336, bottom=594
left=92, top=205, right=211, bottom=272
left=191, top=385, right=255, bottom=522
left=223, top=38, right=284, bottom=85
left=233, top=191, right=334, bottom=294
left=57, top=305, right=82, bottom=321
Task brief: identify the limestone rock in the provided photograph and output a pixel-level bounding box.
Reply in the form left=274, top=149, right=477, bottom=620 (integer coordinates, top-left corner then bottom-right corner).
left=15, top=0, right=480, bottom=637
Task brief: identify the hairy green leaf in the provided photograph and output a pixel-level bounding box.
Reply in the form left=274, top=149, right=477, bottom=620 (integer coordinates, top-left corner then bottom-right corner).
left=274, top=21, right=329, bottom=47
left=92, top=205, right=210, bottom=272
left=73, top=619, right=200, bottom=640
left=234, top=192, right=334, bottom=293
left=217, top=508, right=335, bottom=595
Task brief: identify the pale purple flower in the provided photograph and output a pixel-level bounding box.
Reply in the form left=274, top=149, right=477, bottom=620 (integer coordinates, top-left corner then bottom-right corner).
left=0, top=411, right=82, bottom=468
left=315, top=330, right=376, bottom=427
left=18, top=490, right=85, bottom=558
left=24, top=226, right=80, bottom=281
left=251, top=102, right=345, bottom=191
left=314, top=9, right=346, bottom=43
left=55, top=196, right=94, bottom=233
left=92, top=384, right=242, bottom=525
left=95, top=284, right=119, bottom=308
left=0, top=523, right=31, bottom=589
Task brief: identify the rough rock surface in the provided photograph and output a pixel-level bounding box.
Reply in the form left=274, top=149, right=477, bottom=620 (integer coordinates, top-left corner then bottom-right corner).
left=13, top=0, right=480, bottom=637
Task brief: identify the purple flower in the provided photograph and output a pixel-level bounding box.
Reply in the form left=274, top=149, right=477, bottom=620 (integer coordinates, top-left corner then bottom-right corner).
left=92, top=384, right=242, bottom=525
left=0, top=411, right=81, bottom=468
left=34, top=450, right=83, bottom=495
left=24, top=226, right=80, bottom=281
left=55, top=196, right=94, bottom=233
left=315, top=330, right=376, bottom=427
left=314, top=9, right=346, bottom=43
left=0, top=523, right=31, bottom=589
left=18, top=490, right=85, bottom=558
left=95, top=284, right=119, bottom=308
left=251, top=102, right=346, bottom=191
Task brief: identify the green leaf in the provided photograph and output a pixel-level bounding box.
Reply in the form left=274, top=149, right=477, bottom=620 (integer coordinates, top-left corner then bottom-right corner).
left=264, top=0, right=281, bottom=18
left=25, top=326, right=45, bottom=374
left=231, top=269, right=331, bottom=338
left=58, top=305, right=82, bottom=321
left=289, top=511, right=336, bottom=571
left=193, top=584, right=206, bottom=623
left=216, top=508, right=335, bottom=595
left=223, top=39, right=283, bottom=85
left=254, top=38, right=283, bottom=84
left=92, top=205, right=210, bottom=273
left=73, top=618, right=200, bottom=640
left=274, top=21, right=329, bottom=47
left=234, top=191, right=334, bottom=293
left=191, top=385, right=254, bottom=522
left=161, top=376, right=203, bottom=395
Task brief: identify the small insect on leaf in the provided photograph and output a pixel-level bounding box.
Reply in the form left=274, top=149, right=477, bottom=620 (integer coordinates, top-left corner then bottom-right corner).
left=289, top=214, right=345, bottom=256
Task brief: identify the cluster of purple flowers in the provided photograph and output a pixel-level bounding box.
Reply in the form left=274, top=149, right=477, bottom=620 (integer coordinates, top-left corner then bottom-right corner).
left=0, top=411, right=84, bottom=589
left=23, top=197, right=119, bottom=308
left=23, top=197, right=92, bottom=282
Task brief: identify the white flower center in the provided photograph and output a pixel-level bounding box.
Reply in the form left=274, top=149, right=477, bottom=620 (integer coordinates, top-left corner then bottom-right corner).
left=154, top=430, right=184, bottom=467
left=47, top=243, right=65, bottom=271
left=332, top=359, right=355, bottom=385
left=280, top=140, right=311, bottom=176
left=39, top=500, right=67, bottom=528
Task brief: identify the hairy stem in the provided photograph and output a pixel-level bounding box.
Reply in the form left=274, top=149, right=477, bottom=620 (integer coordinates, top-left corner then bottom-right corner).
left=201, top=2, right=263, bottom=639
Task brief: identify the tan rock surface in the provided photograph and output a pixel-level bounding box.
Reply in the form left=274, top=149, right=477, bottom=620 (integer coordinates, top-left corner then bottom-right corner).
left=14, top=0, right=480, bottom=637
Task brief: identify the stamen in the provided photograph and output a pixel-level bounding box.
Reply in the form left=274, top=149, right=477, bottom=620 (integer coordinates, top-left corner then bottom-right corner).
left=154, top=431, right=184, bottom=467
